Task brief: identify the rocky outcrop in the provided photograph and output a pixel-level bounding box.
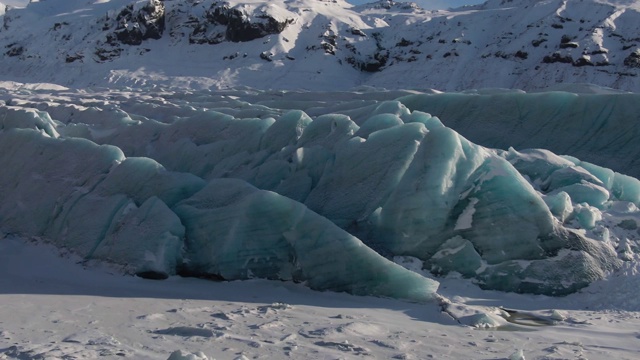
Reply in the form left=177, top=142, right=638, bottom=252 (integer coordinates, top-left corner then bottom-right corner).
left=624, top=50, right=640, bottom=68
left=188, top=1, right=294, bottom=44
left=112, top=0, right=166, bottom=46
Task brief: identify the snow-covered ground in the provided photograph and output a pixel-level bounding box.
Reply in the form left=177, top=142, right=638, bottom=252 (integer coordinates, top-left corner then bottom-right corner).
left=2, top=234, right=640, bottom=360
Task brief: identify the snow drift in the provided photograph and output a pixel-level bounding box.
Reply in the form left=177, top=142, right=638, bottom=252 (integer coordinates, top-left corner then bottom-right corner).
left=1, top=85, right=639, bottom=298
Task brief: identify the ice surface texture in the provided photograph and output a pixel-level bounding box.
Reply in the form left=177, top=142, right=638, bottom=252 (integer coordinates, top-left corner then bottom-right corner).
left=1, top=87, right=639, bottom=297
left=399, top=91, right=640, bottom=178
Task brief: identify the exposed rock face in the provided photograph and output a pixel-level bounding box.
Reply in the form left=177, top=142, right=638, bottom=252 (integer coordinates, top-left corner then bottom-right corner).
left=188, top=1, right=294, bottom=44
left=543, top=52, right=573, bottom=64
left=113, top=0, right=166, bottom=46
left=215, top=6, right=293, bottom=42
left=624, top=50, right=640, bottom=68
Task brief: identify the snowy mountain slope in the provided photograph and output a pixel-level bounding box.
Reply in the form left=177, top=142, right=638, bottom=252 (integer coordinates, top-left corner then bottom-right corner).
left=0, top=0, right=639, bottom=91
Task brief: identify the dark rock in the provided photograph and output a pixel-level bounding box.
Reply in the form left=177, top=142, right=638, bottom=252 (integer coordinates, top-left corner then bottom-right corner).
left=573, top=57, right=593, bottom=67
left=396, top=38, right=413, bottom=47
left=362, top=51, right=389, bottom=72
left=112, top=0, right=165, bottom=46
left=514, top=50, right=528, bottom=59
left=5, top=44, right=23, bottom=57
left=532, top=38, right=547, bottom=47
left=94, top=47, right=122, bottom=62
left=543, top=52, right=573, bottom=64
left=260, top=51, right=273, bottom=62
left=52, top=22, right=69, bottom=31
left=321, top=41, right=336, bottom=55
left=623, top=50, right=640, bottom=68
left=560, top=34, right=573, bottom=44
left=350, top=28, right=366, bottom=37
left=204, top=3, right=294, bottom=43
left=559, top=42, right=579, bottom=49
left=494, top=51, right=510, bottom=59
left=65, top=53, right=84, bottom=63
left=189, top=23, right=226, bottom=44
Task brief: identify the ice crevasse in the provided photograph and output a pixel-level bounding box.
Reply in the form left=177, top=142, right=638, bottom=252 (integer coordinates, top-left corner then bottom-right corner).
left=0, top=93, right=638, bottom=299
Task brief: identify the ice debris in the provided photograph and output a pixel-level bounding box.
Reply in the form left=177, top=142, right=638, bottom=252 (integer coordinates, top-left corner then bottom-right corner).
left=167, top=350, right=210, bottom=360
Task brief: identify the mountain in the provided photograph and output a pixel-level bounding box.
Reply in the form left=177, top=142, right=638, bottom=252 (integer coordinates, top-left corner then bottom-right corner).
left=0, top=0, right=639, bottom=91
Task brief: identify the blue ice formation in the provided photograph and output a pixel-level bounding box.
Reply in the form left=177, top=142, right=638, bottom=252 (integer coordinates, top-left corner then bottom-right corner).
left=397, top=91, right=640, bottom=178
left=1, top=89, right=639, bottom=297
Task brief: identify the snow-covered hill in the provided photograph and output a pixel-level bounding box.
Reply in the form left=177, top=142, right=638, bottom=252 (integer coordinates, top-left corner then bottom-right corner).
left=1, top=0, right=639, bottom=91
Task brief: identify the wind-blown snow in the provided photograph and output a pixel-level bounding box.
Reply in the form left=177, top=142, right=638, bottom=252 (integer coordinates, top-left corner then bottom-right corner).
left=1, top=84, right=639, bottom=299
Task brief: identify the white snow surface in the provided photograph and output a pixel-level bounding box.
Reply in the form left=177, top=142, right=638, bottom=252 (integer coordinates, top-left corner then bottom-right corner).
left=0, top=0, right=639, bottom=91
left=2, top=234, right=640, bottom=360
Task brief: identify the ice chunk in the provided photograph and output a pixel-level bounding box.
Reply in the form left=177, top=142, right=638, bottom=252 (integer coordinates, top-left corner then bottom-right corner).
left=572, top=204, right=602, bottom=229
left=0, top=129, right=188, bottom=275
left=563, top=158, right=640, bottom=205
left=354, top=113, right=404, bottom=139
left=546, top=166, right=604, bottom=192
left=305, top=123, right=427, bottom=228
left=174, top=179, right=439, bottom=302
left=0, top=106, right=58, bottom=138
left=479, top=245, right=619, bottom=295
left=398, top=91, right=640, bottom=179
left=543, top=192, right=573, bottom=222
left=96, top=157, right=206, bottom=207
left=427, top=236, right=484, bottom=277
left=0, top=129, right=124, bottom=236
left=509, top=349, right=525, bottom=360
left=260, top=110, right=312, bottom=152
left=91, top=196, right=184, bottom=278
left=550, top=182, right=610, bottom=209
left=296, top=114, right=359, bottom=150
left=167, top=350, right=210, bottom=360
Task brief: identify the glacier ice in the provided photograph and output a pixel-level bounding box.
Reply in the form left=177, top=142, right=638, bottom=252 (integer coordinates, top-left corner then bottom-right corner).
left=1, top=86, right=639, bottom=298
left=398, top=91, right=640, bottom=178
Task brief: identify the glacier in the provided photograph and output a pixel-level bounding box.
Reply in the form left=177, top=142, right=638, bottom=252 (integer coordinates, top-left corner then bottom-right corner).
left=1, top=86, right=639, bottom=298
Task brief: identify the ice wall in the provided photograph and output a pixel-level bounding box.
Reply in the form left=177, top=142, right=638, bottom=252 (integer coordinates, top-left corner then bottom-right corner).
left=398, top=91, right=640, bottom=178
left=1, top=87, right=639, bottom=297
left=0, top=128, right=437, bottom=301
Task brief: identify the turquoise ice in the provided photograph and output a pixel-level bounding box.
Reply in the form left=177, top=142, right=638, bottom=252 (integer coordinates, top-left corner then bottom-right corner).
left=1, top=88, right=639, bottom=297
